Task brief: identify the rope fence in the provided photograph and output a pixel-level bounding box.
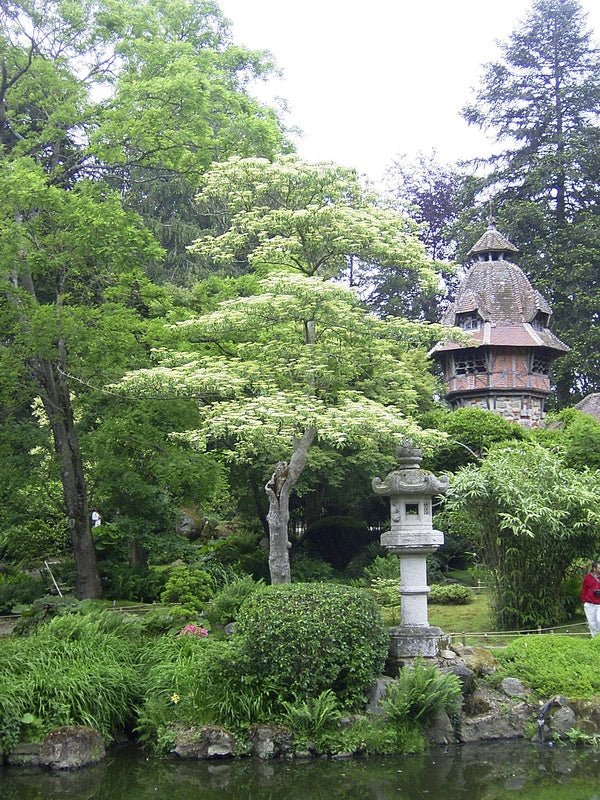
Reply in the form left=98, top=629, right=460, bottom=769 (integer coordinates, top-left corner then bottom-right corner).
left=445, top=620, right=590, bottom=647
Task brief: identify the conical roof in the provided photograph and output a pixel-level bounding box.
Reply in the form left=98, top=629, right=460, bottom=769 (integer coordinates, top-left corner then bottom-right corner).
left=574, top=393, right=600, bottom=421
left=442, top=259, right=552, bottom=326
left=466, top=222, right=519, bottom=259
left=431, top=223, right=569, bottom=355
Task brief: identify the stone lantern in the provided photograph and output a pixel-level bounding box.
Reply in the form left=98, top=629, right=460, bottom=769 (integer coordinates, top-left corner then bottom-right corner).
left=372, top=440, right=449, bottom=663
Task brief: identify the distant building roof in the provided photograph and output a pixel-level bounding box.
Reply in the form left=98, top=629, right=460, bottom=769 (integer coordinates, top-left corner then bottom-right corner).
left=574, top=393, right=600, bottom=422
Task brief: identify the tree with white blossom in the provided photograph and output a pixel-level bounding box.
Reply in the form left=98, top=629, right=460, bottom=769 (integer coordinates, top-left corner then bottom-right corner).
left=120, top=157, right=444, bottom=583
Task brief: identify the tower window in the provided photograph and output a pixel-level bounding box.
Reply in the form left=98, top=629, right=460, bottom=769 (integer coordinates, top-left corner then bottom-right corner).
left=531, top=354, right=550, bottom=375
left=454, top=350, right=487, bottom=376
left=531, top=312, right=550, bottom=331
left=456, top=313, right=482, bottom=331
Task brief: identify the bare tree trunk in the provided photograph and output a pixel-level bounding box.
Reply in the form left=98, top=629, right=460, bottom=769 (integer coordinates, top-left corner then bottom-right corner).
left=265, top=427, right=316, bottom=584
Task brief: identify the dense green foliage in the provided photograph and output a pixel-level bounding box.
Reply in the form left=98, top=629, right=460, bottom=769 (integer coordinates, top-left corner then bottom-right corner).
left=204, top=575, right=264, bottom=627
left=0, top=573, right=47, bottom=615
left=235, top=583, right=389, bottom=708
left=381, top=660, right=461, bottom=725
left=136, top=634, right=274, bottom=749
left=0, top=612, right=141, bottom=753
left=428, top=583, right=475, bottom=605
left=159, top=566, right=215, bottom=612
left=0, top=0, right=599, bottom=672
left=422, top=408, right=528, bottom=473
left=461, top=0, right=600, bottom=402
left=302, top=516, right=377, bottom=570
left=497, top=635, right=600, bottom=699
left=446, top=442, right=600, bottom=629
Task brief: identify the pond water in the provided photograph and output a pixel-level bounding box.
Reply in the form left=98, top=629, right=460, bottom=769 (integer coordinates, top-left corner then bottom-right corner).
left=2, top=740, right=600, bottom=799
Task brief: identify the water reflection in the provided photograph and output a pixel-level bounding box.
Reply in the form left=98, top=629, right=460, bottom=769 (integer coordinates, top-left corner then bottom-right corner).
left=2, top=741, right=600, bottom=799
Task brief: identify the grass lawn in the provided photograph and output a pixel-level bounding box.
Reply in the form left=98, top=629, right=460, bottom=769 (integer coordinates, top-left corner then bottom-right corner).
left=380, top=593, right=589, bottom=647
left=378, top=592, right=490, bottom=635
left=429, top=592, right=490, bottom=635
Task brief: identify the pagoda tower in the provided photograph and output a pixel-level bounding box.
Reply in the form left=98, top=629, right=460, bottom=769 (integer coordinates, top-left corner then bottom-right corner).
left=430, top=222, right=569, bottom=427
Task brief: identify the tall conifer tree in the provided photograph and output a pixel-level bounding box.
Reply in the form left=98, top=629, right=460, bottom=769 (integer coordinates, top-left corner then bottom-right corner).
left=462, top=0, right=600, bottom=403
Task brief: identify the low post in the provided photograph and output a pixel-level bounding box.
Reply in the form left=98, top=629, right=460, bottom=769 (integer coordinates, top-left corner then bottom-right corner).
left=372, top=440, right=449, bottom=668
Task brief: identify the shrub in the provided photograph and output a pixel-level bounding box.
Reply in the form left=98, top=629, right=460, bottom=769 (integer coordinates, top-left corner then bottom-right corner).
left=331, top=715, right=426, bottom=756
left=290, top=553, right=336, bottom=582
left=12, top=595, right=79, bottom=634
left=368, top=578, right=399, bottom=608
left=381, top=659, right=461, bottom=726
left=136, top=635, right=276, bottom=749
left=281, top=690, right=341, bottom=747
left=362, top=554, right=399, bottom=584
left=204, top=575, right=263, bottom=627
left=235, top=583, right=389, bottom=708
left=139, top=606, right=201, bottom=637
left=0, top=573, right=47, bottom=615
left=101, top=564, right=168, bottom=603
left=446, top=442, right=600, bottom=629
left=159, top=566, right=214, bottom=611
left=428, top=583, right=475, bottom=605
left=201, top=529, right=269, bottom=580
left=497, top=635, right=600, bottom=699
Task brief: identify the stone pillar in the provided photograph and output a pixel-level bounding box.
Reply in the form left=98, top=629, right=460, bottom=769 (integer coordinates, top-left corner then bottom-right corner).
left=372, top=441, right=449, bottom=666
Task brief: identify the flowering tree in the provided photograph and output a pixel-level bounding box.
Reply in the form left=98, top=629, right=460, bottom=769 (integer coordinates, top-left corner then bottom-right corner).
left=120, top=273, right=442, bottom=583
left=189, top=155, right=439, bottom=286
left=121, top=156, right=444, bottom=583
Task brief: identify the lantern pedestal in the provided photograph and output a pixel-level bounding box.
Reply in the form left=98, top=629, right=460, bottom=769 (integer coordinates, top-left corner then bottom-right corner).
left=387, top=625, right=444, bottom=671
left=373, top=442, right=449, bottom=665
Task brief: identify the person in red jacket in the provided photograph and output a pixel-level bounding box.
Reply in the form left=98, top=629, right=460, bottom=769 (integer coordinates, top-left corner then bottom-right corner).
left=581, top=561, right=600, bottom=637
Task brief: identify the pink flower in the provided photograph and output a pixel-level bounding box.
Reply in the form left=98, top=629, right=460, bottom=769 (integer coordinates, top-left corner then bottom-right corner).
left=178, top=623, right=209, bottom=638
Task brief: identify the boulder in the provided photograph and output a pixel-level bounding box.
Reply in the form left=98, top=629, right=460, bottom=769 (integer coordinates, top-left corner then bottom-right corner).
left=425, top=710, right=457, bottom=745
left=462, top=647, right=498, bottom=676
left=38, top=726, right=105, bottom=770
left=171, top=725, right=235, bottom=759
left=248, top=725, right=293, bottom=759
left=6, top=742, right=42, bottom=768
left=500, top=677, right=528, bottom=698
left=366, top=676, right=395, bottom=714
left=440, top=660, right=475, bottom=696
left=460, top=687, right=534, bottom=743
left=548, top=705, right=577, bottom=737
left=569, top=700, right=600, bottom=735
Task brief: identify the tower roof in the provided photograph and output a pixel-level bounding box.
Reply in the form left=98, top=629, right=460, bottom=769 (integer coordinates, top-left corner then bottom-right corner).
left=466, top=222, right=519, bottom=259
left=431, top=223, right=569, bottom=356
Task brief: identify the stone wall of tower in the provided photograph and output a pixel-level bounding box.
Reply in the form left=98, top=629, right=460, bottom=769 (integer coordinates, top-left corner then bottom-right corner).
left=449, top=393, right=546, bottom=427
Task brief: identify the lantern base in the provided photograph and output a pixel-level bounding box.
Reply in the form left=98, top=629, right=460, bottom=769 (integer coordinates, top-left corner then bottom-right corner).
left=386, top=625, right=444, bottom=672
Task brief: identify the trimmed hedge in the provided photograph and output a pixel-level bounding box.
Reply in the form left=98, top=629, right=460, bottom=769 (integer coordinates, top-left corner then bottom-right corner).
left=428, top=583, right=475, bottom=605
left=235, top=582, right=389, bottom=708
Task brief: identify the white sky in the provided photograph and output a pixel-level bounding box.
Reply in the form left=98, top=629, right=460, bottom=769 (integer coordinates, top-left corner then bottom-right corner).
left=218, top=0, right=600, bottom=183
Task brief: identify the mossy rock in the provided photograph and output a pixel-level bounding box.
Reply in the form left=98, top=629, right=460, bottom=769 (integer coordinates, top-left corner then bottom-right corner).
left=462, top=647, right=498, bottom=676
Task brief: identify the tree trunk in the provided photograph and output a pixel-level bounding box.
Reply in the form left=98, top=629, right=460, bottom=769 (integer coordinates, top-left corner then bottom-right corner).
left=9, top=260, right=101, bottom=599
left=33, top=358, right=102, bottom=599
left=265, top=427, right=316, bottom=584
